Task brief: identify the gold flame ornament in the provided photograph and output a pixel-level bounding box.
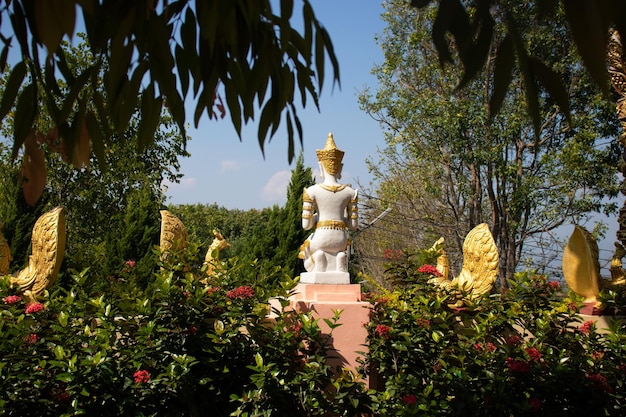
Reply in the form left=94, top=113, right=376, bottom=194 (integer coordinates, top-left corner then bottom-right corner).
left=10, top=207, right=66, bottom=304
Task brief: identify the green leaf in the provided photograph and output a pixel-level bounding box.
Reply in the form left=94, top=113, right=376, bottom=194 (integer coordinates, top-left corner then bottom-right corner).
left=137, top=84, right=163, bottom=152
left=56, top=373, right=73, bottom=383
left=457, top=12, right=493, bottom=90
left=489, top=35, right=515, bottom=118
left=530, top=57, right=572, bottom=124
left=12, top=83, right=37, bottom=160
left=562, top=0, right=610, bottom=96
left=0, top=61, right=26, bottom=122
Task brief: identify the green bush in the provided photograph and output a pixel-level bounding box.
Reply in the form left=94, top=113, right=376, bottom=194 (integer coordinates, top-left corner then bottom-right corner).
left=0, top=246, right=371, bottom=416
left=362, top=253, right=626, bottom=416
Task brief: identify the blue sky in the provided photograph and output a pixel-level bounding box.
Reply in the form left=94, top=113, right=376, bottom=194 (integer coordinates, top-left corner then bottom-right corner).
left=163, top=1, right=388, bottom=209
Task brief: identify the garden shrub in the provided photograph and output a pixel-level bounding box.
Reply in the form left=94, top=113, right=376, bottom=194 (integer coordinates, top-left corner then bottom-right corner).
left=362, top=251, right=626, bottom=416
left=0, top=246, right=371, bottom=416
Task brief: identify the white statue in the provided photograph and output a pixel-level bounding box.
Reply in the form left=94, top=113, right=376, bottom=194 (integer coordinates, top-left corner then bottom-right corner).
left=299, top=133, right=358, bottom=284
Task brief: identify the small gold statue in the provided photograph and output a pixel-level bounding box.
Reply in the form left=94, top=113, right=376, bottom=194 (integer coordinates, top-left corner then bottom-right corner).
left=10, top=207, right=66, bottom=304
left=428, top=223, right=499, bottom=307
left=203, top=230, right=230, bottom=276
left=562, top=225, right=626, bottom=307
left=159, top=210, right=189, bottom=264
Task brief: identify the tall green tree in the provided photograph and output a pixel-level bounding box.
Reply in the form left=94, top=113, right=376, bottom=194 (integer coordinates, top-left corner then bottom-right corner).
left=272, top=153, right=314, bottom=276
left=359, top=1, right=620, bottom=286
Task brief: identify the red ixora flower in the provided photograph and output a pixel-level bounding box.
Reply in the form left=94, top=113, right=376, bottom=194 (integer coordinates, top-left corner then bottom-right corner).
left=226, top=285, right=255, bottom=300
left=125, top=260, right=136, bottom=268
left=402, top=394, right=418, bottom=406
left=506, top=357, right=530, bottom=373
left=417, top=264, right=442, bottom=277
left=504, top=335, right=522, bottom=346
left=133, top=369, right=150, bottom=384
left=24, top=333, right=38, bottom=345
left=3, top=295, right=21, bottom=305
left=525, top=347, right=542, bottom=362
left=579, top=320, right=595, bottom=335
left=547, top=281, right=560, bottom=290
left=25, top=302, right=44, bottom=314
left=375, top=324, right=391, bottom=339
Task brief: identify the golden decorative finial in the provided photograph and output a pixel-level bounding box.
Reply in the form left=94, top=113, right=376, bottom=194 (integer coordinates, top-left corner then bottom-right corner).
left=316, top=133, right=344, bottom=177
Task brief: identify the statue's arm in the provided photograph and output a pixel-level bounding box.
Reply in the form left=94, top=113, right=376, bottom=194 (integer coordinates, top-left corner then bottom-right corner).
left=302, top=189, right=316, bottom=230
left=348, top=189, right=358, bottom=230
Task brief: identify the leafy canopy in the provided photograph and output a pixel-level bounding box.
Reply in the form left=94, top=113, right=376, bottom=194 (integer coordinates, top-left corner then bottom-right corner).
left=0, top=0, right=339, bottom=169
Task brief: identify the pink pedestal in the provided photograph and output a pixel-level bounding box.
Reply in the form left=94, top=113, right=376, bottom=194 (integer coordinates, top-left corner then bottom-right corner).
left=289, top=283, right=371, bottom=380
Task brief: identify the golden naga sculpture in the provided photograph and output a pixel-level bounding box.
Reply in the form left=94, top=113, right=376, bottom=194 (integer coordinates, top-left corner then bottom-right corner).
left=428, top=223, right=499, bottom=307
left=159, top=210, right=189, bottom=265
left=10, top=207, right=66, bottom=304
left=562, top=226, right=626, bottom=307
left=203, top=229, right=230, bottom=276
left=0, top=228, right=11, bottom=275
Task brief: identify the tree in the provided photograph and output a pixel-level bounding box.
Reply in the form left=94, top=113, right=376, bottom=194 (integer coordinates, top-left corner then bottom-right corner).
left=0, top=0, right=339, bottom=206
left=271, top=153, right=314, bottom=276
left=358, top=1, right=621, bottom=286
left=0, top=38, right=188, bottom=277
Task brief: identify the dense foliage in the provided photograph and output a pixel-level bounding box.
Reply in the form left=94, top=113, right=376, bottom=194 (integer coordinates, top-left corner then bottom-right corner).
left=362, top=252, right=626, bottom=416
left=2, top=233, right=626, bottom=416
left=0, top=246, right=370, bottom=416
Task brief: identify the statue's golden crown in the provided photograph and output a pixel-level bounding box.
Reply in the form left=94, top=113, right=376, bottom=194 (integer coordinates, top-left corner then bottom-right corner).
left=316, top=133, right=344, bottom=176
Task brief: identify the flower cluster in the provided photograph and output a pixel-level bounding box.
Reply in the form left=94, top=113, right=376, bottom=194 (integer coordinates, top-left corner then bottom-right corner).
left=3, top=295, right=21, bottom=305
left=375, top=324, right=391, bottom=339
left=505, top=357, right=530, bottom=373
left=579, top=320, right=595, bottom=335
left=474, top=342, right=497, bottom=352
left=402, top=394, right=417, bottom=406
left=417, top=264, right=442, bottom=277
left=25, top=303, right=44, bottom=314
left=226, top=285, right=255, bottom=300
left=24, top=333, right=38, bottom=345
left=547, top=281, right=560, bottom=290
left=525, top=347, right=542, bottom=362
left=133, top=369, right=150, bottom=384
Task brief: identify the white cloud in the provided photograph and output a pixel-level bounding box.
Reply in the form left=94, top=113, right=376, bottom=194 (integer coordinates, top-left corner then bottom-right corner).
left=220, top=160, right=241, bottom=173
left=261, top=170, right=291, bottom=203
